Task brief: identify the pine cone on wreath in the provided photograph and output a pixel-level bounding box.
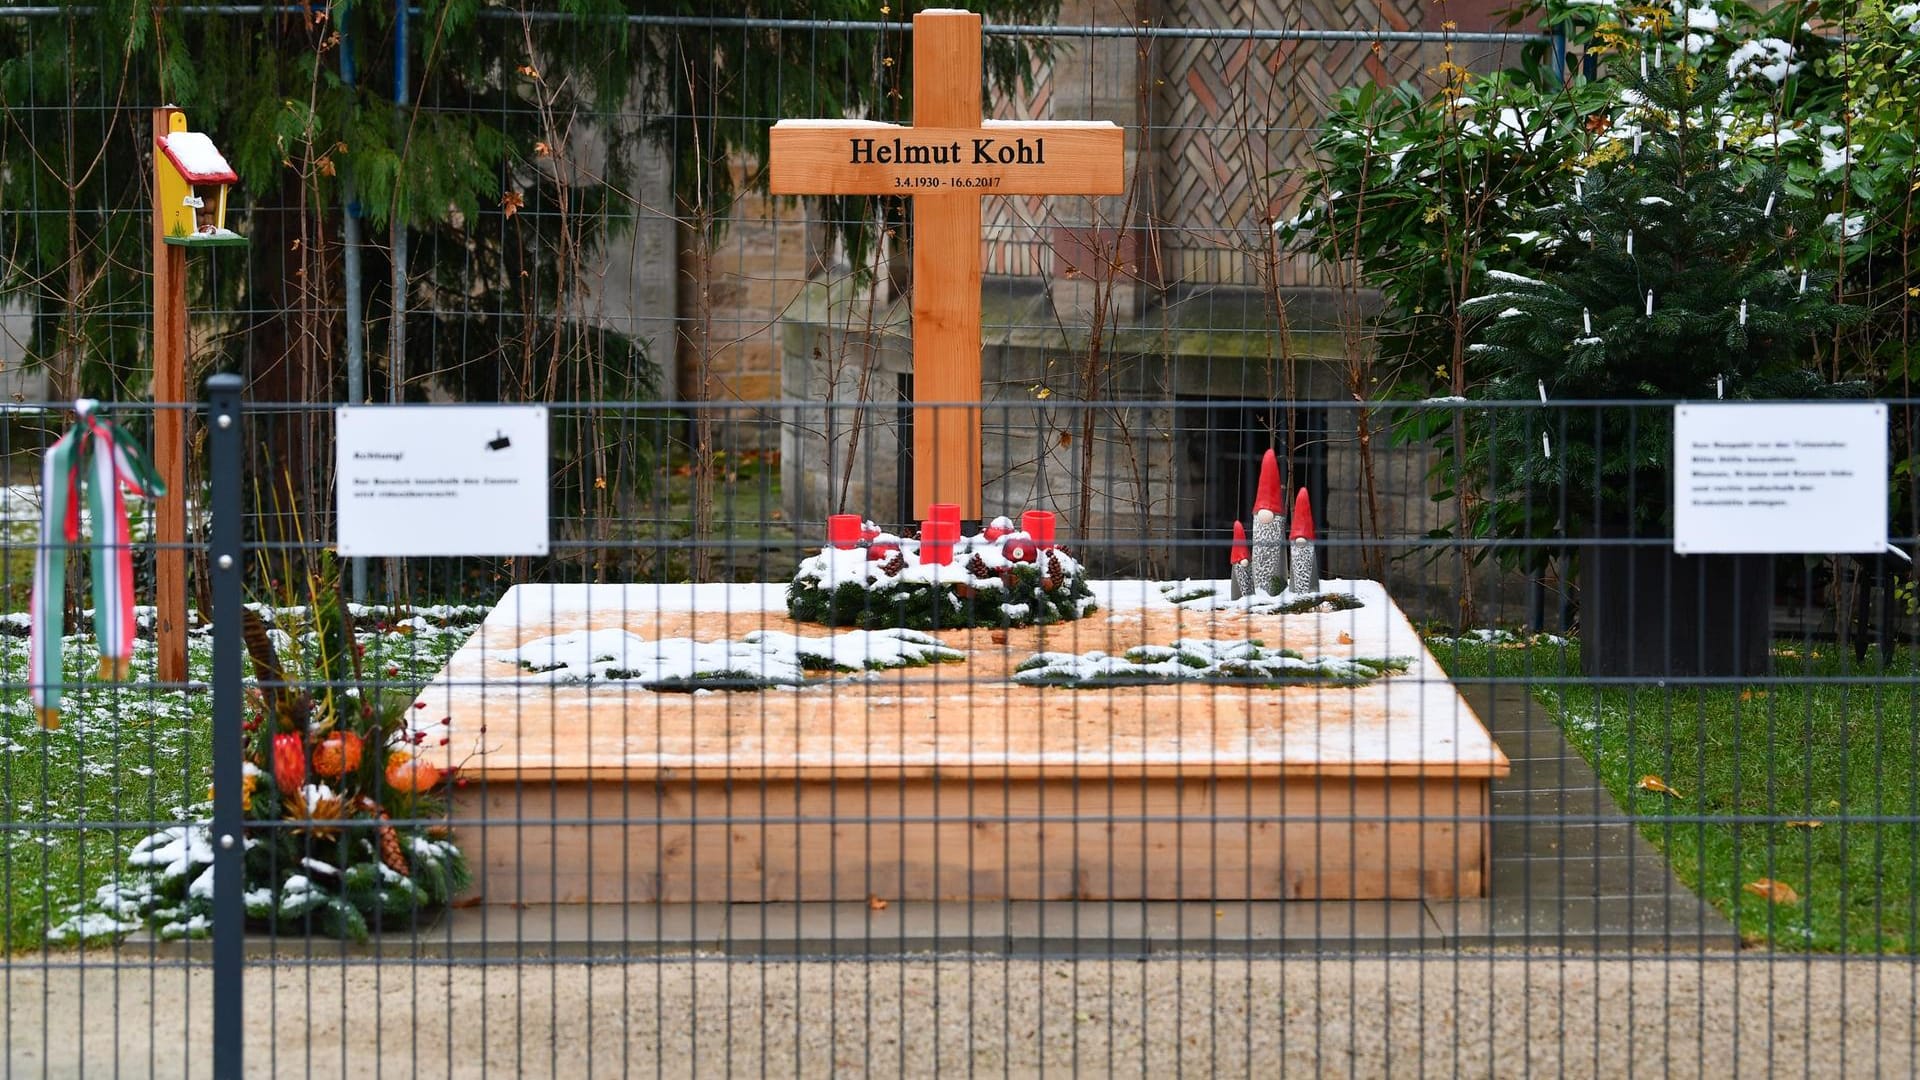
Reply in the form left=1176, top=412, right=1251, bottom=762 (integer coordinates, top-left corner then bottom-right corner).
left=376, top=818, right=409, bottom=877
left=355, top=796, right=410, bottom=876
left=1042, top=553, right=1067, bottom=593
left=879, top=551, right=908, bottom=577
left=965, top=553, right=990, bottom=579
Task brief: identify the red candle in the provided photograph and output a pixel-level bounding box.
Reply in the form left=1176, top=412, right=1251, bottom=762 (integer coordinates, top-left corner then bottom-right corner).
left=929, top=503, right=961, bottom=529
left=1021, top=510, right=1056, bottom=546
left=827, top=513, right=863, bottom=550
left=919, top=519, right=958, bottom=565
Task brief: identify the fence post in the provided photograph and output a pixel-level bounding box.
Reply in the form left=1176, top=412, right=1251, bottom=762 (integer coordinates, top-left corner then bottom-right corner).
left=206, top=372, right=245, bottom=1079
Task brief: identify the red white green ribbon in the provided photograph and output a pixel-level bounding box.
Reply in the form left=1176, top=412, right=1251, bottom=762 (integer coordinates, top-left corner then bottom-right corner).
left=30, top=401, right=166, bottom=728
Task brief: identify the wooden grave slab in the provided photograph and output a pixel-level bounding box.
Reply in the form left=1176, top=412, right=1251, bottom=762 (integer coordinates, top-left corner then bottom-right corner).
left=416, top=580, right=1509, bottom=905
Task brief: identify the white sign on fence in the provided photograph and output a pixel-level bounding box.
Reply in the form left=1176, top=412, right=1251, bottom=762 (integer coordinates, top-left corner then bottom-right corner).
left=335, top=405, right=549, bottom=557
left=1673, top=402, right=1886, bottom=555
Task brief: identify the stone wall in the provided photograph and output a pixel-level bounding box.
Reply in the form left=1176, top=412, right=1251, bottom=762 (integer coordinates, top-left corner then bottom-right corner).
left=590, top=153, right=814, bottom=427
left=587, top=152, right=678, bottom=397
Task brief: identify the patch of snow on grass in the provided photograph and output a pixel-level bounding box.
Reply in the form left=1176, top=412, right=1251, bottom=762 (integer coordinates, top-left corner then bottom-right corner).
left=49, top=912, right=141, bottom=941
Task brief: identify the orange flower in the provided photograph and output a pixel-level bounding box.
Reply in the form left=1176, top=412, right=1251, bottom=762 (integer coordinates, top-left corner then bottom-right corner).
left=312, top=731, right=364, bottom=779
left=385, top=755, right=443, bottom=795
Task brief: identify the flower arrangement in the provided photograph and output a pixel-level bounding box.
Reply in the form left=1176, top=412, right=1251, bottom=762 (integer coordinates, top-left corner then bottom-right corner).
left=786, top=515, right=1096, bottom=631
left=81, top=555, right=470, bottom=941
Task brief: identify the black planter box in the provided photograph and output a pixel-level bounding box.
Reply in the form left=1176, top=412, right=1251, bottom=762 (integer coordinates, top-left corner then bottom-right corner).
left=1579, top=541, right=1772, bottom=678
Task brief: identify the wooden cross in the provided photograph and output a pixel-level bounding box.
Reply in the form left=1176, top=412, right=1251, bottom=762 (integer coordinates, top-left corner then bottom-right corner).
left=769, top=8, right=1124, bottom=521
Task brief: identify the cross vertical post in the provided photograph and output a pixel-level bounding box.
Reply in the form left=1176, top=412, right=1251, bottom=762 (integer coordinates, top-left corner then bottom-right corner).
left=909, top=12, right=984, bottom=521
left=769, top=8, right=1124, bottom=522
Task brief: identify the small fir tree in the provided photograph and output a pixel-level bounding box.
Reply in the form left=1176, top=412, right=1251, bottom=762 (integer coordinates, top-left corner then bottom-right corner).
left=1458, top=56, right=1865, bottom=549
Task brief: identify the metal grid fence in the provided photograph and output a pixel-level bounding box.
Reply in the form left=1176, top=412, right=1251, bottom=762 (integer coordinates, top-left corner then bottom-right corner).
left=1, top=391, right=1917, bottom=1073
left=3, top=3, right=1919, bottom=1077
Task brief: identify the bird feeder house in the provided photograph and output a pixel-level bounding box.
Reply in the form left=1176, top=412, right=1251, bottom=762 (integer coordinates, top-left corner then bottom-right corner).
left=154, top=114, right=244, bottom=248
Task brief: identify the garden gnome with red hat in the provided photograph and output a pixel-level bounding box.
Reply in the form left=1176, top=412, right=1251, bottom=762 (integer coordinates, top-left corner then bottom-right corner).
left=1229, top=520, right=1252, bottom=600
left=1249, top=449, right=1287, bottom=595
left=1288, top=487, right=1319, bottom=597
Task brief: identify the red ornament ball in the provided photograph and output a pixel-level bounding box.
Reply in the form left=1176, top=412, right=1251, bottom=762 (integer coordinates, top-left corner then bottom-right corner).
left=1002, top=537, right=1039, bottom=564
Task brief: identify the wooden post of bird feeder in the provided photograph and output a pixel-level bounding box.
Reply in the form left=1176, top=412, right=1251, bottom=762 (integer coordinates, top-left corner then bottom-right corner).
left=151, top=107, right=189, bottom=685
left=151, top=106, right=245, bottom=684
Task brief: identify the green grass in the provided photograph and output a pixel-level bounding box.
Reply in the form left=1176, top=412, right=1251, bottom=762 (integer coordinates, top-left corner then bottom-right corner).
left=0, top=616, right=475, bottom=950
left=1431, top=634, right=1920, bottom=953
left=658, top=447, right=798, bottom=582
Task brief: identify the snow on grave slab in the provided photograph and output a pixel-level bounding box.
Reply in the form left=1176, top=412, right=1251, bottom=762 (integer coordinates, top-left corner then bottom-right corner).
left=413, top=579, right=1509, bottom=782
left=503, top=626, right=963, bottom=688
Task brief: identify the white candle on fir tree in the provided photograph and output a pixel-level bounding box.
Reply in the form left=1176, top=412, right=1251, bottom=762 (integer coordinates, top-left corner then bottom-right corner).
left=1799, top=270, right=1808, bottom=294
left=1739, top=299, right=1748, bottom=325
left=1640, top=52, right=1648, bottom=78
left=1583, top=308, right=1592, bottom=335
left=1626, top=230, right=1634, bottom=256
left=1646, top=290, right=1654, bottom=316
left=1763, top=193, right=1774, bottom=218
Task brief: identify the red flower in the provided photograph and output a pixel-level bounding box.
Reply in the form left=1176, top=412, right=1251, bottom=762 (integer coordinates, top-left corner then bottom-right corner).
left=272, top=733, right=306, bottom=794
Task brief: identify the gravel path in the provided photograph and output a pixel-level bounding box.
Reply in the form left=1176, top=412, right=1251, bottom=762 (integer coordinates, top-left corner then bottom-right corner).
left=5, top=954, right=1915, bottom=1076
